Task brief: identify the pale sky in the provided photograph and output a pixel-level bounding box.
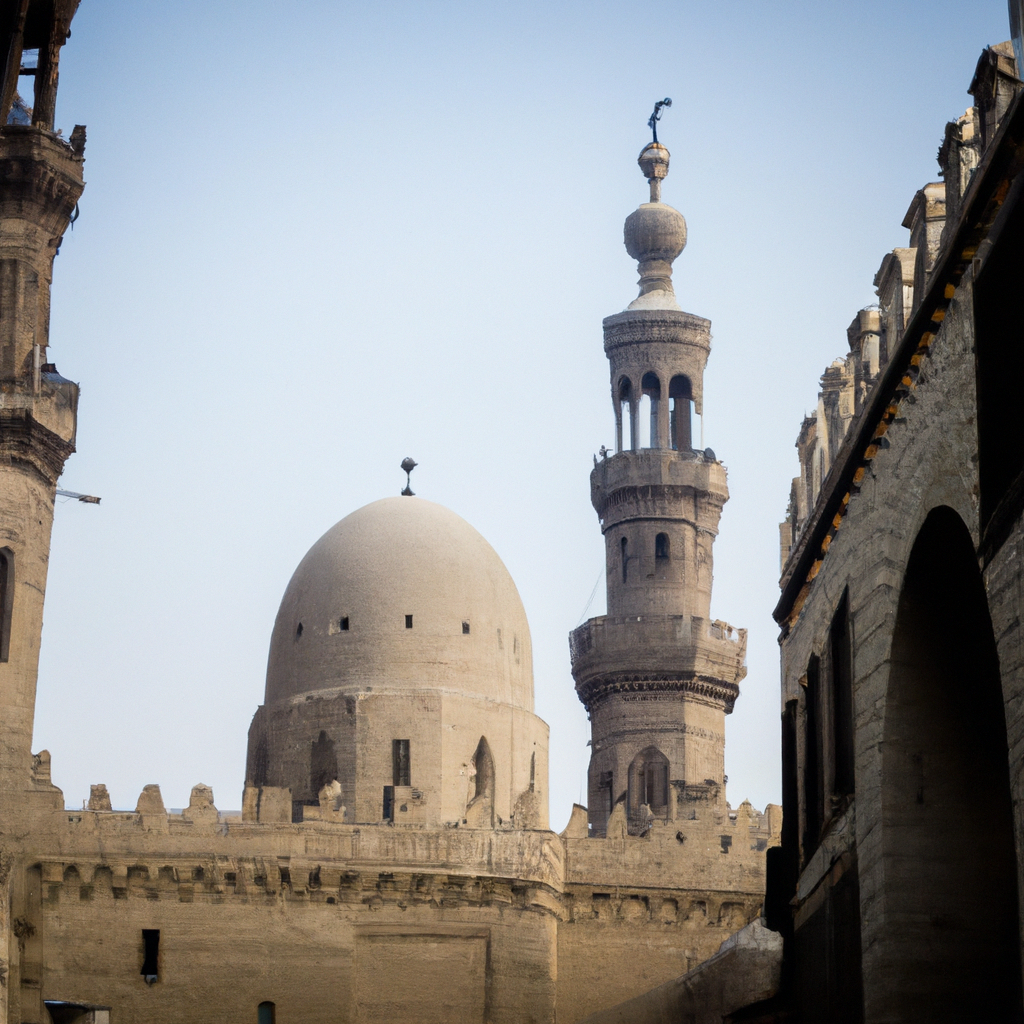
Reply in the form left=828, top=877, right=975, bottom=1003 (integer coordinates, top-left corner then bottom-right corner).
left=32, top=0, right=1012, bottom=827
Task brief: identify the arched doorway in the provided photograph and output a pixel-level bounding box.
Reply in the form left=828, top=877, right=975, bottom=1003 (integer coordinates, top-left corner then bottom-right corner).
left=878, top=506, right=1020, bottom=1021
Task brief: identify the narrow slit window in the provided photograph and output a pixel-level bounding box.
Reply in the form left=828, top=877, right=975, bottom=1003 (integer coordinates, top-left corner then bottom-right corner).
left=393, top=739, right=411, bottom=786
left=340, top=616, right=349, bottom=631
left=295, top=622, right=303, bottom=638
left=0, top=548, right=11, bottom=663
left=462, top=620, right=470, bottom=634
left=141, top=929, right=159, bottom=984
left=258, top=1002, right=276, bottom=1024
left=405, top=614, right=413, bottom=629
left=620, top=537, right=628, bottom=584
left=655, top=533, right=670, bottom=561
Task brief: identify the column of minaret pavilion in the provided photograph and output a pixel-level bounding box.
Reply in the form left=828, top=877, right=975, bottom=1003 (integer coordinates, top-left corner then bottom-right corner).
left=569, top=139, right=747, bottom=837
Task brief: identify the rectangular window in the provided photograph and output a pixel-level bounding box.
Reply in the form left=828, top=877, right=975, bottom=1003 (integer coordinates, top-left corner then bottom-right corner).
left=802, top=656, right=824, bottom=861
left=0, top=548, right=12, bottom=663
left=340, top=616, right=349, bottom=631
left=831, top=593, right=855, bottom=799
left=141, top=929, right=160, bottom=982
left=392, top=739, right=410, bottom=787
left=405, top=614, right=413, bottom=629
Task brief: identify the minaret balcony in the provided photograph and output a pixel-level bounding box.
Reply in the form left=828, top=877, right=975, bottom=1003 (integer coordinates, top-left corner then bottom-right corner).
left=569, top=613, right=746, bottom=712
left=591, top=448, right=728, bottom=528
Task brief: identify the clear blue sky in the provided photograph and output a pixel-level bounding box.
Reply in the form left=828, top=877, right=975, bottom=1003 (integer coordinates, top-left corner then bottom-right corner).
left=33, top=0, right=1012, bottom=825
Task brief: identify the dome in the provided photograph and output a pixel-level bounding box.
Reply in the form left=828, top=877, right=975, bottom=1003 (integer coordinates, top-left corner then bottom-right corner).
left=264, top=496, right=534, bottom=710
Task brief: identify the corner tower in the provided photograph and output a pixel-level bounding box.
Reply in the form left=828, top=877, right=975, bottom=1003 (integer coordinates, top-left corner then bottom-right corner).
left=569, top=135, right=746, bottom=836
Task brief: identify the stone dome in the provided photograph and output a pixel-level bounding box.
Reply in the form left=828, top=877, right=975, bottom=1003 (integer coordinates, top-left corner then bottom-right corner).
left=264, top=496, right=534, bottom=710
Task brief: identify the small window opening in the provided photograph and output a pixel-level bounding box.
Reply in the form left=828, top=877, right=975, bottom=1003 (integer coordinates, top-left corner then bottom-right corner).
left=258, top=1001, right=277, bottom=1024
left=340, top=616, right=349, bottom=631
left=462, top=620, right=470, bottom=634
left=295, top=622, right=303, bottom=638
left=620, top=537, right=629, bottom=584
left=530, top=751, right=536, bottom=793
left=655, top=533, right=670, bottom=561
left=393, top=739, right=411, bottom=787
left=405, top=614, right=413, bottom=629
left=141, top=929, right=159, bottom=984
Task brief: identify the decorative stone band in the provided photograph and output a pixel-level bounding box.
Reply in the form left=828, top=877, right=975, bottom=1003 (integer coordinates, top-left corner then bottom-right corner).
left=592, top=480, right=727, bottom=531
left=602, top=309, right=711, bottom=353
left=573, top=673, right=740, bottom=714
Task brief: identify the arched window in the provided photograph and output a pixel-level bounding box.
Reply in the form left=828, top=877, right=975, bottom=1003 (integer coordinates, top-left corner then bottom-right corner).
left=640, top=372, right=661, bottom=448
left=617, top=378, right=633, bottom=452
left=258, top=1002, right=276, bottom=1024
left=472, top=737, right=494, bottom=802
left=655, top=533, right=670, bottom=561
left=669, top=376, right=692, bottom=451
left=628, top=746, right=669, bottom=819
left=620, top=537, right=628, bottom=584
left=0, top=547, right=13, bottom=663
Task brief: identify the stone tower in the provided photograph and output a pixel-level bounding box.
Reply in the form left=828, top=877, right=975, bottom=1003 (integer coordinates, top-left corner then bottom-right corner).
left=0, top=1, right=84, bottom=792
left=569, top=139, right=746, bottom=836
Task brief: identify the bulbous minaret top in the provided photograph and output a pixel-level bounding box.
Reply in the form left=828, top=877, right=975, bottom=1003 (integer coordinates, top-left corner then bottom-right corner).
left=623, top=143, right=687, bottom=311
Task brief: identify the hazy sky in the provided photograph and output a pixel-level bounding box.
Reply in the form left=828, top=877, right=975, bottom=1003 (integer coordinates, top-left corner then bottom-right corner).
left=31, top=0, right=1011, bottom=827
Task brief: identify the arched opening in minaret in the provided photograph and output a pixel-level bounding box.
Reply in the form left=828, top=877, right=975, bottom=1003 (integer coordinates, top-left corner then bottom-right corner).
left=669, top=375, right=693, bottom=451
left=617, top=377, right=634, bottom=452
left=0, top=547, right=12, bottom=663
left=640, top=372, right=661, bottom=448
left=877, top=506, right=1020, bottom=1020
left=654, top=533, right=671, bottom=581
left=627, top=746, right=669, bottom=828
left=466, top=736, right=496, bottom=827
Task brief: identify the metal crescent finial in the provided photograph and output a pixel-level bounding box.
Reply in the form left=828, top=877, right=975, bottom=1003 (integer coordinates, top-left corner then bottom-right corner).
left=647, top=97, right=672, bottom=144
left=400, top=457, right=418, bottom=496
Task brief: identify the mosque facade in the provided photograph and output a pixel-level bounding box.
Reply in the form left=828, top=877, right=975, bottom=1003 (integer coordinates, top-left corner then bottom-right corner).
left=0, top=5, right=777, bottom=1023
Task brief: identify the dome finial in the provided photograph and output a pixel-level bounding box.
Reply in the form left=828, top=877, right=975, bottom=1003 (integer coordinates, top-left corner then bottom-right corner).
left=400, top=457, right=417, bottom=496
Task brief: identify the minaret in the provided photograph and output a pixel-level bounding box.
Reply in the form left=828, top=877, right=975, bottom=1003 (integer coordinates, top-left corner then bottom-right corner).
left=569, top=133, right=746, bottom=836
left=0, top=2, right=84, bottom=793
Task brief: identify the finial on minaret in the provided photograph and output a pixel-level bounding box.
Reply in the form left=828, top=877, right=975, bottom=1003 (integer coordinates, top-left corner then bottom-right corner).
left=400, top=457, right=417, bottom=496
left=643, top=99, right=672, bottom=202
left=622, top=102, right=686, bottom=311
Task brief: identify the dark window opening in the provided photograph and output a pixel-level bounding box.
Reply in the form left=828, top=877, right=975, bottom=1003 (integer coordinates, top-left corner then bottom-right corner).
left=462, top=620, right=470, bottom=634
left=405, top=614, right=413, bottom=629
left=0, top=548, right=13, bottom=663
left=976, top=185, right=1024, bottom=537
left=141, top=929, right=159, bottom=984
left=340, top=616, right=349, bottom=631
left=295, top=622, right=303, bottom=638
left=393, top=739, right=411, bottom=787
left=655, top=533, right=670, bottom=560
left=529, top=751, right=536, bottom=792
left=620, top=537, right=628, bottom=584
left=831, top=591, right=855, bottom=799
left=258, top=1002, right=276, bottom=1024
left=803, top=655, right=824, bottom=861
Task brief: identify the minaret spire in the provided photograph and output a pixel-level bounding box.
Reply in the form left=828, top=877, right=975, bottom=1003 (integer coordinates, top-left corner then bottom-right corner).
left=568, top=119, right=747, bottom=837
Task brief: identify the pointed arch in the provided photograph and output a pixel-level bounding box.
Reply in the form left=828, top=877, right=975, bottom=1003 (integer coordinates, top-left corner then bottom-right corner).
left=877, top=506, right=1020, bottom=1020
left=627, top=746, right=669, bottom=820
left=466, top=736, right=495, bottom=828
